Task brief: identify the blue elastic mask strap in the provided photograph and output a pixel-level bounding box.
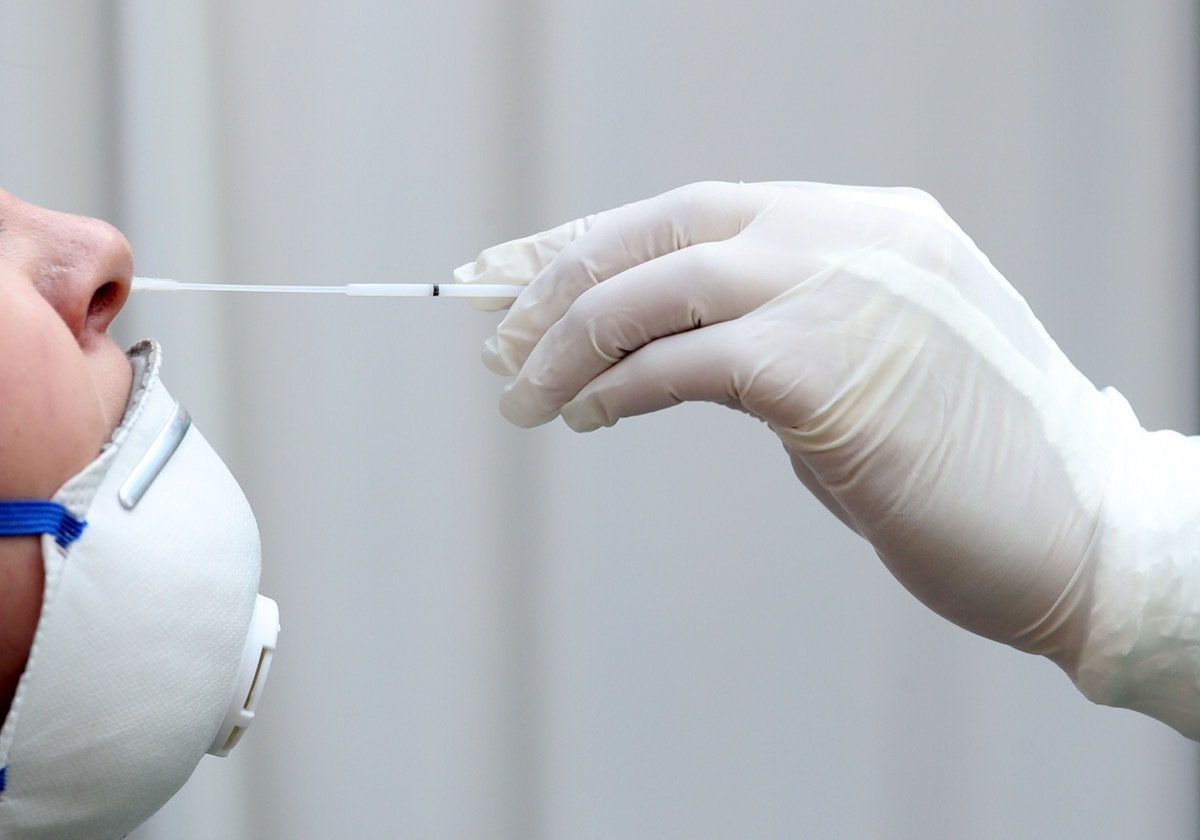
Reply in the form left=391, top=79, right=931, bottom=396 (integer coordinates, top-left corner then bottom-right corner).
left=0, top=500, right=87, bottom=548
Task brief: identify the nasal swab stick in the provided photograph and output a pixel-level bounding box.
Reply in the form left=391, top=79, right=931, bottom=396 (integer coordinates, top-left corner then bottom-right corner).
left=131, top=277, right=525, bottom=299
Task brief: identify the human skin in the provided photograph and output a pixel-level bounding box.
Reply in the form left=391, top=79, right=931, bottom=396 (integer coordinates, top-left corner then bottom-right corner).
left=0, top=188, right=134, bottom=716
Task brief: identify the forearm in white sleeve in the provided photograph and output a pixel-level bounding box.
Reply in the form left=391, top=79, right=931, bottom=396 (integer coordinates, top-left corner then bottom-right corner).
left=1074, top=423, right=1200, bottom=737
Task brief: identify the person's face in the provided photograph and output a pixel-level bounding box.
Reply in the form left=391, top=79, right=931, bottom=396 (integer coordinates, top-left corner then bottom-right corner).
left=0, top=187, right=134, bottom=714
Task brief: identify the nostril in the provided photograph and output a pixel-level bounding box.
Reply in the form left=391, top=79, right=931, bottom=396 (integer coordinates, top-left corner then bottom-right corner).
left=88, top=281, right=122, bottom=321
left=87, top=280, right=129, bottom=324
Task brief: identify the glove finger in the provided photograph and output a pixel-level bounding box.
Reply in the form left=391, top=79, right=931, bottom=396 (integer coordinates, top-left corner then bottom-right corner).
left=552, top=319, right=754, bottom=431
left=485, top=181, right=776, bottom=377
left=497, top=231, right=801, bottom=427
left=453, top=212, right=601, bottom=312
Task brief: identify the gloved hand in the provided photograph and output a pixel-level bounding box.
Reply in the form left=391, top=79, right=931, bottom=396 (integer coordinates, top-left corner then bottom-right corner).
left=456, top=181, right=1200, bottom=738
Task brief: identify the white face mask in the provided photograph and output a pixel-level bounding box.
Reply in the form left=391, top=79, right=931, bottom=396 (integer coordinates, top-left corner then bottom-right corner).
left=0, top=340, right=279, bottom=839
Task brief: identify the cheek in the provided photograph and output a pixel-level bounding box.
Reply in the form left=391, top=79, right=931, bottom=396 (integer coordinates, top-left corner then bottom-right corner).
left=0, top=534, right=46, bottom=713
left=0, top=290, right=110, bottom=499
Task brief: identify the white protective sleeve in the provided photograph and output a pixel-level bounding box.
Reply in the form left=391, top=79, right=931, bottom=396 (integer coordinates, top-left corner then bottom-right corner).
left=456, top=181, right=1200, bottom=739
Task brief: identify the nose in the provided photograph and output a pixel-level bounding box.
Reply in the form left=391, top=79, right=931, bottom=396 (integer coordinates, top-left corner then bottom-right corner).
left=6, top=192, right=135, bottom=344
left=69, top=218, right=134, bottom=341
left=43, top=215, right=134, bottom=345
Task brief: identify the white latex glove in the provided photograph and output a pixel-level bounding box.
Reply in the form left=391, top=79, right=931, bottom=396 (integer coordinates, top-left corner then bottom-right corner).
left=457, top=181, right=1200, bottom=738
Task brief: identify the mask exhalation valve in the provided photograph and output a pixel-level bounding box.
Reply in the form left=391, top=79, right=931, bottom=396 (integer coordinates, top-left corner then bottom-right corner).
left=208, top=594, right=280, bottom=757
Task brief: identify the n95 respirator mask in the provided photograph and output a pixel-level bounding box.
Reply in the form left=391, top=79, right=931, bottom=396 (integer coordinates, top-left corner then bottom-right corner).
left=0, top=340, right=279, bottom=840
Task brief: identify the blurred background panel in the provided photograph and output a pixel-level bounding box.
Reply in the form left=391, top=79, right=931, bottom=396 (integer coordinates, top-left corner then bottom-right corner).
left=1, top=1, right=1196, bottom=838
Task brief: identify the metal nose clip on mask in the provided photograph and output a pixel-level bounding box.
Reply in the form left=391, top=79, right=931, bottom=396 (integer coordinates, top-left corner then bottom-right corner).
left=0, top=340, right=279, bottom=840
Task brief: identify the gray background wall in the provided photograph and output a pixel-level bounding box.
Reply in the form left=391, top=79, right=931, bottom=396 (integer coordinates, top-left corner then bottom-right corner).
left=1, top=1, right=1197, bottom=838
